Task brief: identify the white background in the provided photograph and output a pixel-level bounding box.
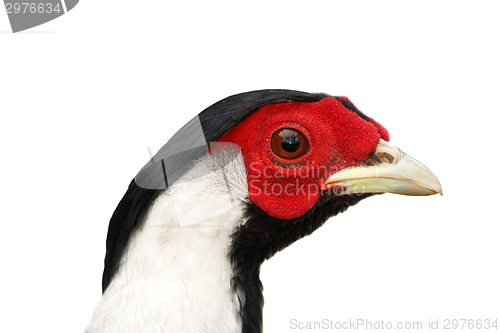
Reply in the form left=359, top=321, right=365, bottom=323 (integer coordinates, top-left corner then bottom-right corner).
left=1, top=1, right=499, bottom=332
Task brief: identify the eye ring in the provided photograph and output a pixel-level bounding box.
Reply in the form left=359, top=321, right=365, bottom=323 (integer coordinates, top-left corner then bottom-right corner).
left=271, top=128, right=309, bottom=160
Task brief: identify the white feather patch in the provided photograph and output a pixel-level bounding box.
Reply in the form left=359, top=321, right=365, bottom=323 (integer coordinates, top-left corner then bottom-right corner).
left=86, top=145, right=249, bottom=333
left=172, top=142, right=249, bottom=227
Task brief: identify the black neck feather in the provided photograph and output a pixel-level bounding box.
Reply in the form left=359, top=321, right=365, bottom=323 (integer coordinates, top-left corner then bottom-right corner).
left=229, top=193, right=372, bottom=333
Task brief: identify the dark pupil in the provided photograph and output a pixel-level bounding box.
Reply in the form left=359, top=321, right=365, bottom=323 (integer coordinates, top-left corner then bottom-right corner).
left=281, top=135, right=300, bottom=152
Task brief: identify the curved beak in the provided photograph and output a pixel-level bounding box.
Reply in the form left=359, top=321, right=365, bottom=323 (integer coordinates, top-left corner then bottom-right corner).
left=324, top=139, right=442, bottom=196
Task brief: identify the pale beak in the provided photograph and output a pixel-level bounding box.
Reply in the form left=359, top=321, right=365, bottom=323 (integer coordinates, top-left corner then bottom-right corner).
left=324, top=139, right=442, bottom=196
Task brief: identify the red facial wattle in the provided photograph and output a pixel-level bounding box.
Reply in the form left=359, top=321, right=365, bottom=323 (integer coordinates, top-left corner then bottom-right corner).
left=218, top=97, right=389, bottom=220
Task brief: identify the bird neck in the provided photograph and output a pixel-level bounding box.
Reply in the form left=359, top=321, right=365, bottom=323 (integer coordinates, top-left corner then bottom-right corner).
left=90, top=215, right=243, bottom=332
left=228, top=195, right=372, bottom=333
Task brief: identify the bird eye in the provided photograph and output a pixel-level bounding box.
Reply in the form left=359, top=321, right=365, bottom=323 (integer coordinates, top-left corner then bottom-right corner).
left=271, top=129, right=309, bottom=160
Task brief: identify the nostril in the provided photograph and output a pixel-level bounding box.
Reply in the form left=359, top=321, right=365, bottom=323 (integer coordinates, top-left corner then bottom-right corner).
left=378, top=152, right=394, bottom=164
left=375, top=139, right=401, bottom=165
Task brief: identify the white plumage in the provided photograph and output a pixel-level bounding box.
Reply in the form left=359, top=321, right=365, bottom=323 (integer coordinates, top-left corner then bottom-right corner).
left=86, top=145, right=248, bottom=332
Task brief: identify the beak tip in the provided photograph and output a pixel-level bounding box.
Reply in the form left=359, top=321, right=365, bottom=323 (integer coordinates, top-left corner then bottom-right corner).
left=432, top=179, right=443, bottom=196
